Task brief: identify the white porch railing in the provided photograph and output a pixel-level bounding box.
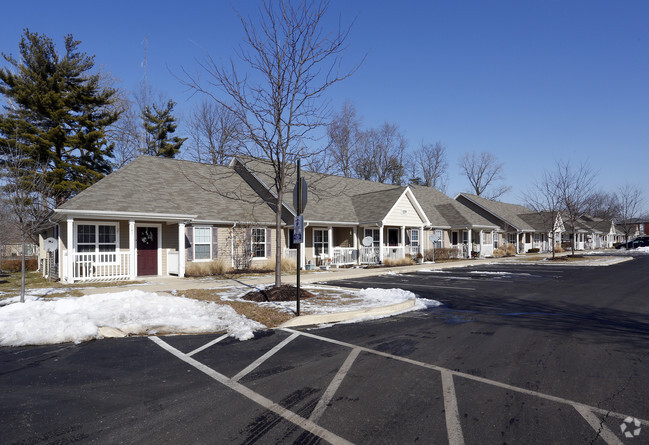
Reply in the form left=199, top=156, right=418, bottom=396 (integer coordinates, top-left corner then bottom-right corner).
left=332, top=247, right=357, bottom=265
left=167, top=251, right=179, bottom=275
left=73, top=252, right=131, bottom=281
left=284, top=248, right=298, bottom=262
left=359, top=246, right=380, bottom=264
left=383, top=246, right=404, bottom=261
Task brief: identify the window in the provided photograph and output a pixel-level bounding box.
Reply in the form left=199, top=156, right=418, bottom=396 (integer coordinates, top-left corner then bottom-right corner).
left=364, top=229, right=380, bottom=247
left=508, top=233, right=517, bottom=244
left=462, top=231, right=469, bottom=244
left=483, top=232, right=492, bottom=244
left=313, top=229, right=329, bottom=256
left=534, top=233, right=540, bottom=243
left=194, top=227, right=211, bottom=260
left=410, top=229, right=419, bottom=247
left=76, top=223, right=117, bottom=261
left=252, top=228, right=266, bottom=258
left=435, top=229, right=444, bottom=248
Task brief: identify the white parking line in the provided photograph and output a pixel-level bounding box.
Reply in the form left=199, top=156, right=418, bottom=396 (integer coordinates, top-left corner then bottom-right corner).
left=283, top=328, right=649, bottom=428
left=231, top=332, right=300, bottom=382
left=150, top=336, right=352, bottom=445
left=187, top=333, right=229, bottom=357
left=309, top=348, right=361, bottom=423
left=574, top=405, right=624, bottom=445
left=441, top=370, right=465, bottom=445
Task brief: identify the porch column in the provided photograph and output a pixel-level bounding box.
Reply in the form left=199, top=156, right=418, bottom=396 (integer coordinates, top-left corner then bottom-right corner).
left=353, top=226, right=359, bottom=265
left=328, top=226, right=333, bottom=259
left=129, top=220, right=136, bottom=279
left=467, top=229, right=472, bottom=258
left=177, top=222, right=185, bottom=278
left=66, top=217, right=74, bottom=284
left=420, top=226, right=425, bottom=256
left=400, top=226, right=406, bottom=258
left=479, top=230, right=484, bottom=258
left=378, top=224, right=384, bottom=263
left=300, top=224, right=307, bottom=269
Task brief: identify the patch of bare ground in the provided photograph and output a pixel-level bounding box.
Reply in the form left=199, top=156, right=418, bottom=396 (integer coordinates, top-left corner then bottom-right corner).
left=182, top=288, right=295, bottom=327
left=241, top=285, right=316, bottom=302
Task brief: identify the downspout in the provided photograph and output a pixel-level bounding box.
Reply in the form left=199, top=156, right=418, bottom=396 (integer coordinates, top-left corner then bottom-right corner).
left=231, top=222, right=237, bottom=269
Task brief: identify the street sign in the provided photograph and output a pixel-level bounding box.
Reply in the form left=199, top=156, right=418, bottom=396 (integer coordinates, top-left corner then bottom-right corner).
left=293, top=177, right=308, bottom=213
left=293, top=215, right=304, bottom=244
left=44, top=237, right=57, bottom=252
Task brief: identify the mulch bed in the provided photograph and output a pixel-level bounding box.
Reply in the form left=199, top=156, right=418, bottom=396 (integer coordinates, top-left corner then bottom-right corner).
left=242, top=285, right=316, bottom=302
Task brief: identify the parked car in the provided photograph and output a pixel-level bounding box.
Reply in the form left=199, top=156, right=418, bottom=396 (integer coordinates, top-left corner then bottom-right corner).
left=615, top=236, right=649, bottom=249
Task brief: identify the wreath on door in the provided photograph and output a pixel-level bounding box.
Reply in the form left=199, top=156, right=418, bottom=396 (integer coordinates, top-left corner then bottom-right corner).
left=140, top=228, right=154, bottom=245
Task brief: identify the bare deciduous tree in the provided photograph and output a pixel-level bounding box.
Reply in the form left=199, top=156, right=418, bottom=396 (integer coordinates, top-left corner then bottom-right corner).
left=582, top=191, right=620, bottom=221
left=554, top=160, right=597, bottom=255
left=1, top=146, right=56, bottom=301
left=414, top=141, right=448, bottom=191
left=353, top=123, right=407, bottom=184
left=459, top=151, right=511, bottom=199
left=186, top=100, right=243, bottom=165
left=184, top=0, right=359, bottom=286
left=616, top=184, right=643, bottom=242
left=524, top=169, right=563, bottom=259
left=327, top=101, right=360, bottom=177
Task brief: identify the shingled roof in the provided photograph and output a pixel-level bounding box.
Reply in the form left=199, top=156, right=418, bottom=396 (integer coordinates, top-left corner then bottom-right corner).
left=456, top=193, right=540, bottom=231
left=56, top=156, right=278, bottom=223
left=410, top=185, right=498, bottom=229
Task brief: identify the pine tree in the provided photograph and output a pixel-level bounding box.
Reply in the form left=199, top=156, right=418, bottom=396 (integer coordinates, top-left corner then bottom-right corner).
left=141, top=99, right=186, bottom=158
left=0, top=30, right=120, bottom=205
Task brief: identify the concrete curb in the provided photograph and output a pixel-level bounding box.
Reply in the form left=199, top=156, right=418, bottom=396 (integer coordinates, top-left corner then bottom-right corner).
left=278, top=298, right=417, bottom=328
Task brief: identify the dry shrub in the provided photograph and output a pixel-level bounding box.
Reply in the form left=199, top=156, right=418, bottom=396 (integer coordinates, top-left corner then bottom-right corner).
left=255, top=258, right=296, bottom=272
left=383, top=257, right=415, bottom=266
left=492, top=247, right=505, bottom=258
left=1, top=258, right=38, bottom=272
left=506, top=244, right=516, bottom=256
left=554, top=244, right=564, bottom=253
left=426, top=248, right=461, bottom=261
left=185, top=258, right=229, bottom=277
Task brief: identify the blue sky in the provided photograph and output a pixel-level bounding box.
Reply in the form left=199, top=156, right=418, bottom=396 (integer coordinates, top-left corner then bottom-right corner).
left=1, top=1, right=647, bottom=208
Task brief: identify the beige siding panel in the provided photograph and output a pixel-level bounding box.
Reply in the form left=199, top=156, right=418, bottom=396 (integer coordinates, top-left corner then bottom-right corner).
left=384, top=195, right=425, bottom=226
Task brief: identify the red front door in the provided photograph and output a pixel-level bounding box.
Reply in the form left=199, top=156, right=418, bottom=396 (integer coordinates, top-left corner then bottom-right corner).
left=137, top=227, right=158, bottom=276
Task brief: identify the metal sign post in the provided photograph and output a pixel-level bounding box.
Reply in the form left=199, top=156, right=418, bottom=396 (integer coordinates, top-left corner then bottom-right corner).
left=293, top=160, right=307, bottom=316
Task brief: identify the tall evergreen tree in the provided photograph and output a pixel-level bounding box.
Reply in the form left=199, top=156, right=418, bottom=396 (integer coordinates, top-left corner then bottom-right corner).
left=0, top=30, right=120, bottom=205
left=141, top=99, right=186, bottom=157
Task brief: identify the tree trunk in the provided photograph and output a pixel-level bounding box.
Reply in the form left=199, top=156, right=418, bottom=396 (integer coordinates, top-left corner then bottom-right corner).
left=21, top=231, right=26, bottom=303
left=275, top=187, right=283, bottom=287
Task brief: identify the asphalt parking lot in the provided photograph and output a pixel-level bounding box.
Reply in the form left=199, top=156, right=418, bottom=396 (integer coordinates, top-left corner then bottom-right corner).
left=2, top=255, right=648, bottom=444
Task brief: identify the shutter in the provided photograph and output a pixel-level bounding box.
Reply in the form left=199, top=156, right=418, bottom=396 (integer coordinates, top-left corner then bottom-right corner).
left=266, top=228, right=271, bottom=258
left=406, top=229, right=411, bottom=245
left=246, top=228, right=252, bottom=258
left=212, top=227, right=218, bottom=258
left=185, top=226, right=193, bottom=262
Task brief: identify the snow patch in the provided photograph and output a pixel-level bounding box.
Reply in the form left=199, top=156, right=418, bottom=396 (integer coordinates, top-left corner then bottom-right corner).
left=0, top=290, right=264, bottom=347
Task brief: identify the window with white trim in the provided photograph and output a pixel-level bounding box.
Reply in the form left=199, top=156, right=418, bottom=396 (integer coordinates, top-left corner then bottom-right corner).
left=364, top=228, right=380, bottom=247
left=194, top=227, right=212, bottom=260
left=434, top=229, right=444, bottom=248
left=252, top=228, right=266, bottom=258
left=76, top=223, right=117, bottom=260
left=410, top=229, right=419, bottom=247
left=313, top=229, right=329, bottom=256
left=508, top=233, right=517, bottom=244
left=483, top=232, right=492, bottom=244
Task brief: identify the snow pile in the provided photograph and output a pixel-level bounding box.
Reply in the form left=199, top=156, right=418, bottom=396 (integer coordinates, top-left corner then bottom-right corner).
left=0, top=290, right=264, bottom=346
left=634, top=246, right=649, bottom=253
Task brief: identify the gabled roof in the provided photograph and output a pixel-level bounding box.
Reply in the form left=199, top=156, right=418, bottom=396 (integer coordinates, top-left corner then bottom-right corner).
left=234, top=156, right=425, bottom=225
left=410, top=185, right=497, bottom=229
left=56, top=156, right=278, bottom=223
left=456, top=193, right=540, bottom=231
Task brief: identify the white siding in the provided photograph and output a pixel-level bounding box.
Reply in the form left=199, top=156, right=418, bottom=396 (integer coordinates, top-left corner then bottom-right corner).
left=384, top=195, right=426, bottom=226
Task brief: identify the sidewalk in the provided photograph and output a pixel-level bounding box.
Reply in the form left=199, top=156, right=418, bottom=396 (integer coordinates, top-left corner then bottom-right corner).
left=78, top=252, right=631, bottom=328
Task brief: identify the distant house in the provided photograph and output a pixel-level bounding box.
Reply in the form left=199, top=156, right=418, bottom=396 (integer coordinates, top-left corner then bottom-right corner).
left=454, top=193, right=563, bottom=253
left=42, top=156, right=502, bottom=283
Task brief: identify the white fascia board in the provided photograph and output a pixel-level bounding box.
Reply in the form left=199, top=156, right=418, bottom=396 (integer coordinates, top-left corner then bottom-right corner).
left=304, top=220, right=359, bottom=226
left=53, top=209, right=197, bottom=222
left=382, top=188, right=430, bottom=227
left=191, top=219, right=280, bottom=226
